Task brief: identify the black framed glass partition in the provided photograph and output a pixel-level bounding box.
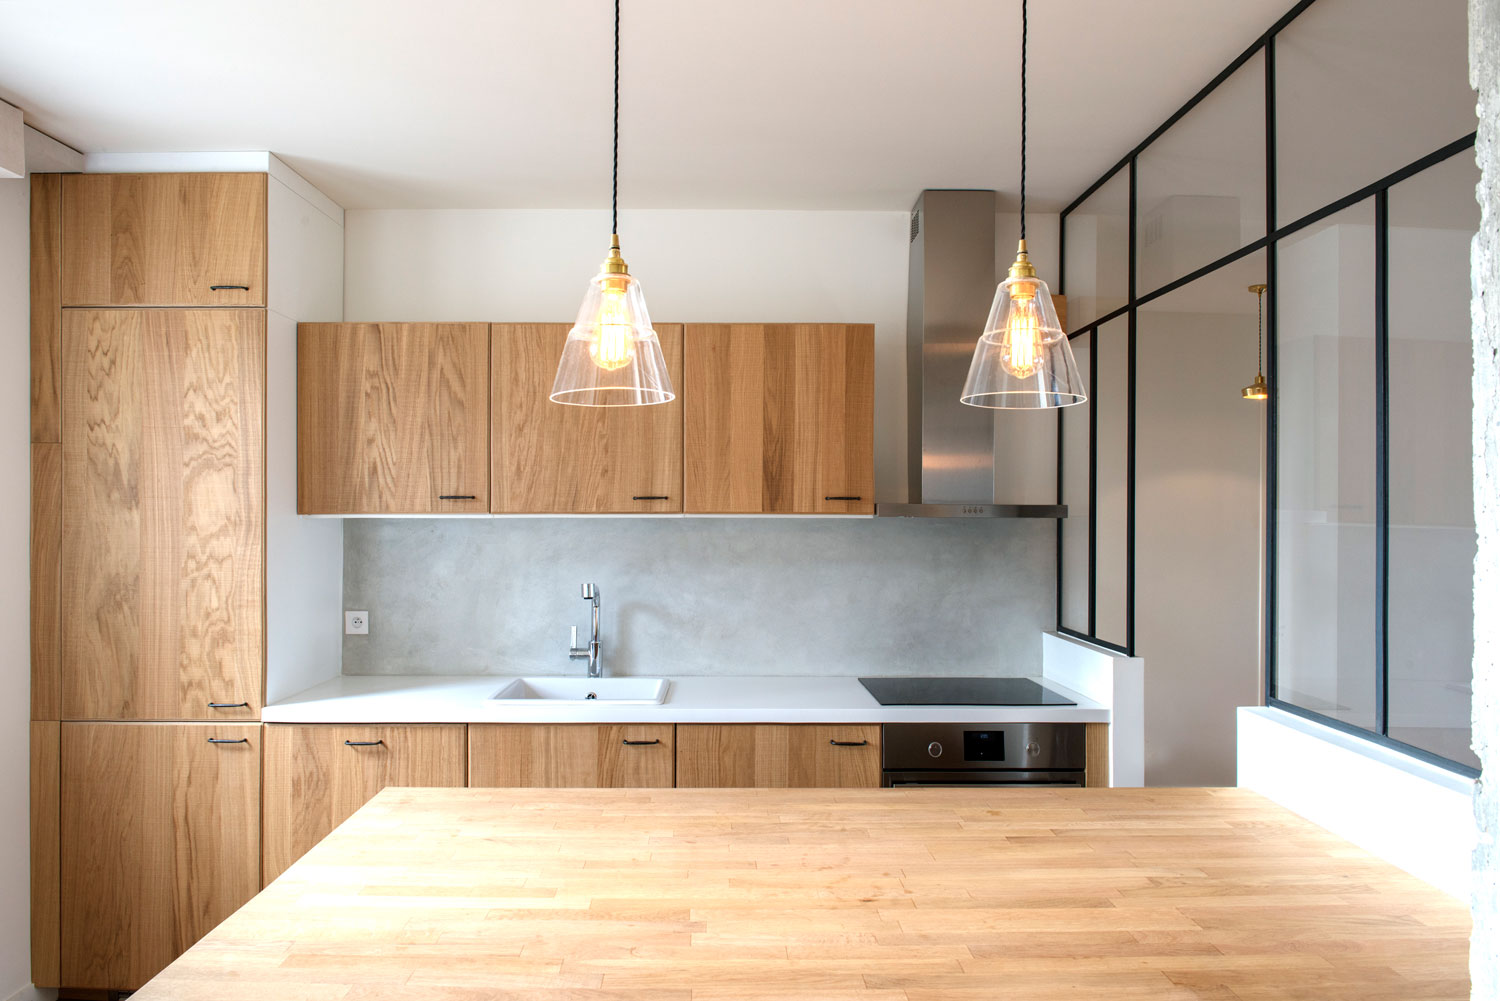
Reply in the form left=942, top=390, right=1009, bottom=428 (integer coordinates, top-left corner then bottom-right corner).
left=1056, top=0, right=1479, bottom=776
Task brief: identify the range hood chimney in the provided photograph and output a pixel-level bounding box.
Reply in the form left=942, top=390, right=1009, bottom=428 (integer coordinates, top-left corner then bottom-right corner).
left=876, top=190, right=1066, bottom=519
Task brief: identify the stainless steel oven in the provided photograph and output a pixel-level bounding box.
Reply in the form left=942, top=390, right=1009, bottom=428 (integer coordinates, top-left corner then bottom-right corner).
left=881, top=722, right=1086, bottom=786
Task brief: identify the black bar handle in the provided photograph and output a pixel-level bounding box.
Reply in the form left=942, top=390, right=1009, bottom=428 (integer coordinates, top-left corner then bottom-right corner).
left=632, top=495, right=670, bottom=501
left=824, top=496, right=862, bottom=501
left=829, top=739, right=869, bottom=747
left=621, top=738, right=661, bottom=746
left=207, top=701, right=249, bottom=709
left=207, top=737, right=248, bottom=744
left=438, top=495, right=477, bottom=500
left=344, top=739, right=385, bottom=747
left=209, top=284, right=250, bottom=291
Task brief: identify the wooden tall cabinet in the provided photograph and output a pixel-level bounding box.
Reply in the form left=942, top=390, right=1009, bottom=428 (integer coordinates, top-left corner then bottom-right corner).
left=297, top=322, right=491, bottom=513
left=491, top=322, right=685, bottom=513
left=61, top=308, right=265, bottom=720
left=60, top=723, right=261, bottom=990
left=684, top=324, right=874, bottom=514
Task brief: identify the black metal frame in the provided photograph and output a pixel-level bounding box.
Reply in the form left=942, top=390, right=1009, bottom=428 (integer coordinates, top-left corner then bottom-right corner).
left=1054, top=0, right=1480, bottom=777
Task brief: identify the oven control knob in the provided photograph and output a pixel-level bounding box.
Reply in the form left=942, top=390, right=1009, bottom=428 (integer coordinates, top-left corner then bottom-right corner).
left=1027, top=741, right=1041, bottom=757
left=927, top=741, right=943, bottom=759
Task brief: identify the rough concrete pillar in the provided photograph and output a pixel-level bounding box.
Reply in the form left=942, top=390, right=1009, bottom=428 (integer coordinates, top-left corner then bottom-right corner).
left=1471, top=1, right=1499, bottom=998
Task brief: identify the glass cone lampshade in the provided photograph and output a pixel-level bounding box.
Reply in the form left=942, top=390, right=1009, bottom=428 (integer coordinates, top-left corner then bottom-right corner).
left=551, top=240, right=675, bottom=407
left=961, top=242, right=1086, bottom=409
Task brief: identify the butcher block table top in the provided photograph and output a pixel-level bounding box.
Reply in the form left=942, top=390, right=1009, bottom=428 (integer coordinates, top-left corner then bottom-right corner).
left=134, top=787, right=1471, bottom=1001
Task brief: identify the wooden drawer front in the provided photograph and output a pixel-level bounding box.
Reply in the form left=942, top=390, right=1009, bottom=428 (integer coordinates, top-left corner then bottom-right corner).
left=262, top=724, right=466, bottom=883
left=297, top=322, right=491, bottom=513
left=469, top=724, right=675, bottom=788
left=492, top=323, right=684, bottom=513
left=676, top=724, right=880, bottom=788
left=61, top=309, right=265, bottom=720
left=62, top=173, right=267, bottom=307
left=60, top=722, right=261, bottom=991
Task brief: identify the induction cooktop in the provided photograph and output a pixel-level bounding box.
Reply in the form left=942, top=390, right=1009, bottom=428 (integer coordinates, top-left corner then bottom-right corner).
left=857, top=676, right=1076, bottom=706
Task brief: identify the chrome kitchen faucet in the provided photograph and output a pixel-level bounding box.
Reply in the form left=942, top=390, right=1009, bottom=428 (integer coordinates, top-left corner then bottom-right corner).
left=568, top=583, right=602, bottom=678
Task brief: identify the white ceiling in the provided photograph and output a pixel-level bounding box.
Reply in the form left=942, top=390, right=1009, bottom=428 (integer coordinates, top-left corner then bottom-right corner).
left=0, top=0, right=1291, bottom=211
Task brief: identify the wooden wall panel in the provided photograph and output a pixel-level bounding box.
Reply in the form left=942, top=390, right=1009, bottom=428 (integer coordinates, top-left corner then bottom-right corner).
left=30, top=721, right=60, bottom=989
left=62, top=309, right=265, bottom=720
left=1085, top=721, right=1110, bottom=788
left=61, top=173, right=267, bottom=307
left=297, top=322, right=490, bottom=513
left=468, top=724, right=675, bottom=788
left=492, top=323, right=684, bottom=513
left=31, top=442, right=61, bottom=721
left=60, top=723, right=261, bottom=991
left=30, top=172, right=62, bottom=442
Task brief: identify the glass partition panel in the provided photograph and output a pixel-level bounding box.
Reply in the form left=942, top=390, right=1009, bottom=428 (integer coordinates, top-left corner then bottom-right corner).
left=1274, top=200, right=1377, bottom=730
left=1094, top=315, right=1130, bottom=647
left=1136, top=51, right=1266, bottom=295
left=1275, top=0, right=1475, bottom=226
left=1063, top=169, right=1130, bottom=332
left=1059, top=331, right=1093, bottom=633
left=1386, top=155, right=1479, bottom=769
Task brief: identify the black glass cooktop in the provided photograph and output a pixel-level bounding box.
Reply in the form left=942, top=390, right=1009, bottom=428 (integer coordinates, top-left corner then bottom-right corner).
left=858, top=676, right=1076, bottom=707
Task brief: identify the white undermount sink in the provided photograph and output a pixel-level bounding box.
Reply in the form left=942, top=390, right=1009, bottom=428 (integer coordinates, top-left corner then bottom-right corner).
left=488, top=677, right=670, bottom=705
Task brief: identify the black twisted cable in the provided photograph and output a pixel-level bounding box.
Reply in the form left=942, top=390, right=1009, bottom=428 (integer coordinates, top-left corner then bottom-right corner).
left=1020, top=0, right=1027, bottom=242
left=613, top=0, right=620, bottom=238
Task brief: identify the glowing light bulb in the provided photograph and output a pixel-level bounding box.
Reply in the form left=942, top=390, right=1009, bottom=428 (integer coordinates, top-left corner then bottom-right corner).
left=999, top=281, right=1043, bottom=379
left=590, top=278, right=636, bottom=371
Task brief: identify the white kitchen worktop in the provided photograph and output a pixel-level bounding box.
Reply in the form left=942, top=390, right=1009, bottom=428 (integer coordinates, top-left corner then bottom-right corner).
left=262, top=673, right=1109, bottom=724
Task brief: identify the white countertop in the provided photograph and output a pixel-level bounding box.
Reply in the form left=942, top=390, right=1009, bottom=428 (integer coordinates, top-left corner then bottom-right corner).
left=262, top=673, right=1110, bottom=724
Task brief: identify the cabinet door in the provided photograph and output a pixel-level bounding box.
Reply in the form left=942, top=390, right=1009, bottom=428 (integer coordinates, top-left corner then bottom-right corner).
left=468, top=724, right=675, bottom=788
left=492, top=323, right=684, bottom=513
left=676, top=724, right=879, bottom=787
left=297, top=323, right=490, bottom=513
left=60, top=722, right=261, bottom=991
left=62, top=309, right=264, bottom=720
left=262, top=724, right=466, bottom=883
left=62, top=173, right=267, bottom=307
left=684, top=324, right=874, bottom=513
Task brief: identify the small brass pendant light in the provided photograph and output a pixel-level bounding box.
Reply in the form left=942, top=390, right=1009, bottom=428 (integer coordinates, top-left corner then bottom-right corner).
left=1243, top=283, right=1269, bottom=401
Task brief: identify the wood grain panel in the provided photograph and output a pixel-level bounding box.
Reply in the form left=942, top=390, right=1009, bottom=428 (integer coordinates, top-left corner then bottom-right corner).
left=1085, top=721, right=1110, bottom=788
left=61, top=173, right=267, bottom=307
left=30, top=721, right=59, bottom=989
left=31, top=442, right=61, bottom=721
left=60, top=722, right=261, bottom=991
left=1052, top=293, right=1067, bottom=335
left=128, top=786, right=1472, bottom=1001
left=297, top=322, right=490, bottom=513
left=30, top=172, right=62, bottom=442
left=262, top=724, right=466, bottom=884
left=468, top=724, right=675, bottom=788
left=62, top=309, right=264, bottom=720
left=676, top=724, right=880, bottom=788
left=685, top=324, right=873, bottom=514
left=492, top=323, right=684, bottom=513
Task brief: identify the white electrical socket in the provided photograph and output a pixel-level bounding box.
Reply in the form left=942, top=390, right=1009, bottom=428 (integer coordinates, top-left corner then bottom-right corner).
left=345, top=610, right=369, bottom=635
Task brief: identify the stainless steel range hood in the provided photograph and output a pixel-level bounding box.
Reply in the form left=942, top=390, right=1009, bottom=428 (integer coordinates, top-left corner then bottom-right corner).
left=877, top=189, right=1067, bottom=519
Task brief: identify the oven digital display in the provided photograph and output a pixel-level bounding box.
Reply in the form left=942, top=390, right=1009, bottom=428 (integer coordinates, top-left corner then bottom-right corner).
left=963, top=730, right=1005, bottom=762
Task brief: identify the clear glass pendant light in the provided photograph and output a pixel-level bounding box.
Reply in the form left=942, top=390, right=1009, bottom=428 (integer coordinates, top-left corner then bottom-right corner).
left=961, top=0, right=1086, bottom=410
left=551, top=0, right=674, bottom=407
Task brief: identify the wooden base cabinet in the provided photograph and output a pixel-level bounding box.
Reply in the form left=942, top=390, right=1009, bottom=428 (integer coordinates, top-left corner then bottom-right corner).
left=469, top=724, right=676, bottom=788
left=262, top=724, right=466, bottom=883
left=59, top=723, right=261, bottom=991
left=676, top=724, right=880, bottom=788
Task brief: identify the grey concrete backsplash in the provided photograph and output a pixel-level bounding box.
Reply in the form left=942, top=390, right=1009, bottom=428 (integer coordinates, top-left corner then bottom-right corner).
left=342, top=517, right=1054, bottom=677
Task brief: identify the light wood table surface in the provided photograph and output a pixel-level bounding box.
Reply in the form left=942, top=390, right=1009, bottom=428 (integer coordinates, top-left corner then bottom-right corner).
left=133, top=786, right=1471, bottom=1000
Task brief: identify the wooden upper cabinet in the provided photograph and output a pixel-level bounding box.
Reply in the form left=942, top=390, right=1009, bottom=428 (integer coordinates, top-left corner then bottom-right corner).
left=262, top=724, right=466, bottom=884
left=685, top=324, right=874, bottom=514
left=492, top=323, right=684, bottom=513
left=297, top=323, right=490, bottom=513
left=61, top=309, right=264, bottom=721
left=60, top=723, right=261, bottom=990
left=676, top=724, right=880, bottom=788
left=468, top=724, right=676, bottom=788
left=61, top=173, right=267, bottom=307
